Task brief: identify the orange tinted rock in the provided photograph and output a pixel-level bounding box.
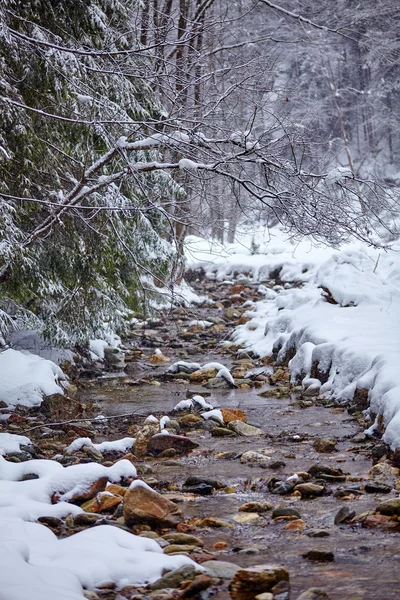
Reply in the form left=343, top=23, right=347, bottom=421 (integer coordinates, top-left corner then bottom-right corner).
left=123, top=484, right=184, bottom=528
left=229, top=564, right=289, bottom=600
left=106, top=483, right=127, bottom=497
left=284, top=519, right=306, bottom=531
left=53, top=476, right=109, bottom=505
left=221, top=408, right=247, bottom=424
left=232, top=284, right=245, bottom=294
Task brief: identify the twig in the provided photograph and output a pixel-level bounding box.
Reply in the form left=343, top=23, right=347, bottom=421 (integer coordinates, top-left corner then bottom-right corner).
left=23, top=409, right=145, bottom=433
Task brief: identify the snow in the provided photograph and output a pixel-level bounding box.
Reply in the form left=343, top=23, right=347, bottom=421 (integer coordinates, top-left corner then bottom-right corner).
left=186, top=226, right=400, bottom=450
left=0, top=349, right=67, bottom=408
left=89, top=339, right=109, bottom=360
left=200, top=409, right=224, bottom=424
left=65, top=437, right=135, bottom=454
left=0, top=432, right=32, bottom=456
left=192, top=395, right=213, bottom=410
left=173, top=399, right=194, bottom=411
left=168, top=361, right=201, bottom=373
left=188, top=319, right=213, bottom=328
left=0, top=433, right=199, bottom=599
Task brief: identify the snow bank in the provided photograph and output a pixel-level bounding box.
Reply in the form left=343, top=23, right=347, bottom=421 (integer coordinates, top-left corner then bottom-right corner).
left=186, top=227, right=400, bottom=449
left=0, top=433, right=198, bottom=599
left=65, top=437, right=135, bottom=454
left=0, top=349, right=67, bottom=408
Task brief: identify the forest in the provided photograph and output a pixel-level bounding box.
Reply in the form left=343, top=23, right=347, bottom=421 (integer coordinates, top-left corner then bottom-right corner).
left=0, top=0, right=399, bottom=343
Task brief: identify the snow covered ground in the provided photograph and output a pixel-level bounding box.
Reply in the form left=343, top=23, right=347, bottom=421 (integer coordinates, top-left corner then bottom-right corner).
left=185, top=227, right=400, bottom=450
left=0, top=433, right=198, bottom=600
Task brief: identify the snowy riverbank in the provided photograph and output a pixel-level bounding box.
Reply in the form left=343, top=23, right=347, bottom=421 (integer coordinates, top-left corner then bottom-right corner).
left=185, top=227, right=400, bottom=449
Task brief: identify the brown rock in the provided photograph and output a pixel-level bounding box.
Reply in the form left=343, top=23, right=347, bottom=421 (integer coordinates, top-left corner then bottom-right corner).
left=375, top=498, right=400, bottom=516
left=231, top=284, right=245, bottom=294
left=147, top=434, right=199, bottom=456
left=189, top=368, right=218, bottom=382
left=195, top=517, right=233, bottom=528
left=221, top=408, right=247, bottom=424
left=179, top=414, right=203, bottom=427
left=302, top=550, right=334, bottom=562
left=181, top=574, right=213, bottom=598
left=297, top=589, right=331, bottom=600
left=284, top=519, right=306, bottom=531
left=313, top=438, right=337, bottom=453
left=134, top=423, right=160, bottom=457
left=294, top=483, right=325, bottom=498
left=123, top=484, right=184, bottom=528
left=239, top=502, right=274, bottom=513
left=80, top=492, right=121, bottom=513
left=148, top=352, right=170, bottom=364
left=229, top=564, right=289, bottom=600
left=106, top=483, right=127, bottom=496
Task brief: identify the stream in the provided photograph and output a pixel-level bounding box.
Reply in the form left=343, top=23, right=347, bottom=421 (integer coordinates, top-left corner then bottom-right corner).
left=76, top=280, right=400, bottom=600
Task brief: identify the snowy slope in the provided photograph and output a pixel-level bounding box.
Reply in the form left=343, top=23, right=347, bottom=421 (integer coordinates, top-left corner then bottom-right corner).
left=185, top=227, right=400, bottom=449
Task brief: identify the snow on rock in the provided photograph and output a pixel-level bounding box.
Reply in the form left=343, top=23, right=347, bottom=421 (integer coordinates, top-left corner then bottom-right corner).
left=89, top=339, right=109, bottom=360
left=0, top=432, right=32, bottom=456
left=192, top=395, right=213, bottom=410
left=186, top=226, right=400, bottom=450
left=188, top=320, right=213, bottom=328
left=65, top=437, right=135, bottom=455
left=200, top=409, right=224, bottom=424
left=173, top=399, right=194, bottom=411
left=0, top=433, right=199, bottom=598
left=168, top=361, right=201, bottom=374
left=0, top=349, right=67, bottom=408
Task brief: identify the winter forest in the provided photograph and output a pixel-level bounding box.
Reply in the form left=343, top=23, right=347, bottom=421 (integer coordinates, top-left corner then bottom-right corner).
left=1, top=1, right=400, bottom=599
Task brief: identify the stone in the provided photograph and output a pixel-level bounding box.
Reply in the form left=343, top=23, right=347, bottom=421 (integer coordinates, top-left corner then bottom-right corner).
left=149, top=565, right=198, bottom=590
left=240, top=451, right=271, bottom=466
left=271, top=508, right=302, bottom=520
left=183, top=476, right=225, bottom=490
left=80, top=492, right=121, bottom=513
left=206, top=377, right=232, bottom=389
left=392, top=447, right=400, bottom=468
left=148, top=352, right=170, bottom=364
left=368, top=462, right=398, bottom=486
left=307, top=464, right=344, bottom=480
left=211, top=427, right=236, bottom=437
left=284, top=519, right=306, bottom=531
left=203, top=560, right=241, bottom=579
left=301, top=550, right=334, bottom=562
left=255, top=594, right=273, bottom=600
left=54, top=476, right=109, bottom=505
left=82, top=445, right=103, bottom=462
left=195, top=517, right=233, bottom=528
left=123, top=485, right=184, bottom=528
left=134, top=423, right=160, bottom=457
left=307, top=530, right=331, bottom=538
left=375, top=498, right=400, bottom=516
left=181, top=574, right=214, bottom=598
left=239, top=502, right=274, bottom=513
left=163, top=533, right=204, bottom=547
left=73, top=513, right=103, bottom=526
left=228, top=421, right=264, bottom=437
left=163, top=544, right=198, bottom=554
left=313, top=438, right=337, bottom=453
left=37, top=516, right=63, bottom=528
left=294, top=483, right=325, bottom=498
left=147, top=433, right=199, bottom=456
left=364, top=482, right=392, bottom=494
left=106, top=483, right=127, bottom=496
left=334, top=506, right=356, bottom=525
left=269, top=369, right=290, bottom=384
left=189, top=368, right=218, bottom=382
left=221, top=408, right=247, bottom=424
left=296, top=589, right=331, bottom=600
left=182, top=483, right=213, bottom=496
left=179, top=414, right=203, bottom=427
left=229, top=564, right=289, bottom=600
left=232, top=512, right=260, bottom=524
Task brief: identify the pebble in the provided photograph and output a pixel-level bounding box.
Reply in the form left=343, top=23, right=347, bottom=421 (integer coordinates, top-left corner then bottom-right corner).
left=149, top=565, right=198, bottom=590
left=301, top=549, right=334, bottom=562
left=334, top=506, right=356, bottom=525
left=203, top=560, right=241, bottom=579
left=294, top=483, right=325, bottom=498
left=313, top=438, right=337, bottom=453
left=229, top=564, right=290, bottom=600
left=272, top=508, right=302, bottom=520
left=239, top=501, right=274, bottom=513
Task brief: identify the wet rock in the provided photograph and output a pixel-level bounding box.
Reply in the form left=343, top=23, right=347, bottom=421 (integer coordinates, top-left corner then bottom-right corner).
left=239, top=501, right=274, bottom=513
left=149, top=565, right=198, bottom=590
left=368, top=462, right=398, bottom=487
left=206, top=377, right=232, bottom=389
left=271, top=508, right=301, bottom=520
left=189, top=368, right=218, bottom=382
left=147, top=433, right=199, bottom=456
left=269, top=369, right=290, bottom=384
left=334, top=506, right=356, bottom=525
left=240, top=451, right=271, bottom=466
left=184, top=476, right=226, bottom=490
left=294, top=483, right=325, bottom=498
left=163, top=533, right=204, bottom=547
left=271, top=481, right=295, bottom=495
left=228, top=421, right=264, bottom=437
left=307, top=464, right=345, bottom=480
left=179, top=414, right=202, bottom=428
left=203, top=560, right=241, bottom=579
left=221, top=408, right=247, bottom=424
left=181, top=574, right=214, bottom=598
left=37, top=516, right=63, bottom=528
left=284, top=519, right=306, bottom=531
left=182, top=483, right=213, bottom=496
left=375, top=498, right=400, bottom=516
left=73, top=513, right=103, bottom=526
left=351, top=432, right=367, bottom=443
left=134, top=423, right=160, bottom=458
left=229, top=564, right=289, bottom=600
left=214, top=451, right=238, bottom=460
left=371, top=442, right=390, bottom=464
left=195, top=517, right=233, bottom=528
left=211, top=427, right=236, bottom=437
left=163, top=544, right=198, bottom=554
left=306, top=530, right=331, bottom=538
left=313, top=438, right=337, bottom=453
left=296, top=589, right=331, bottom=600
left=232, top=513, right=260, bottom=524
left=269, top=460, right=286, bottom=470
left=123, top=485, right=184, bottom=528
left=301, top=550, right=334, bottom=562
left=364, top=482, right=392, bottom=494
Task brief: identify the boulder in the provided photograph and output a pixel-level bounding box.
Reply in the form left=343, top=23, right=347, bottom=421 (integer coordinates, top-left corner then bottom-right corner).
left=228, top=421, right=264, bottom=437
left=149, top=565, right=198, bottom=590
left=134, top=422, right=160, bottom=457
left=375, top=498, right=400, bottom=516
left=229, top=564, right=289, bottom=600
left=221, top=408, right=247, bottom=423
left=203, top=560, right=241, bottom=579
left=147, top=433, right=199, bottom=456
left=123, top=485, right=184, bottom=528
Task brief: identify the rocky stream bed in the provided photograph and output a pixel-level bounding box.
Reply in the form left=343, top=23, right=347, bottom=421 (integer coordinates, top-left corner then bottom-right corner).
left=2, top=278, right=400, bottom=600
